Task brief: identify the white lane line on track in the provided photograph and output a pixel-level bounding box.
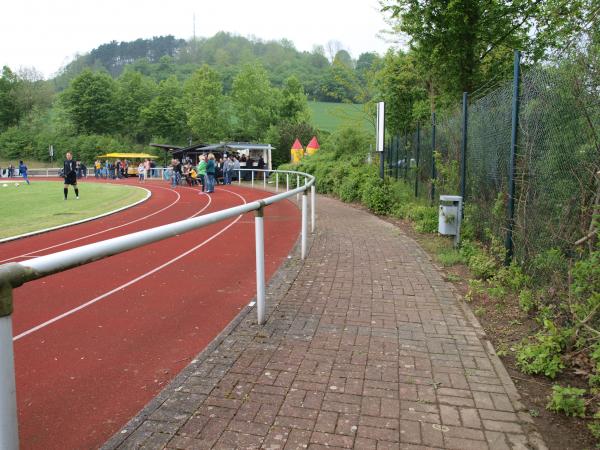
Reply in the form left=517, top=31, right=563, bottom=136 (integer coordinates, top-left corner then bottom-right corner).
left=13, top=188, right=247, bottom=342
left=0, top=184, right=189, bottom=265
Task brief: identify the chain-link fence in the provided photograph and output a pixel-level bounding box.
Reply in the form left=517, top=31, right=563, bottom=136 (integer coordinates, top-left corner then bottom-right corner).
left=386, top=53, right=600, bottom=263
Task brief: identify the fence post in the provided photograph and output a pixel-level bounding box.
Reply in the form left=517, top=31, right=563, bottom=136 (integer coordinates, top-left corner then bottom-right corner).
left=431, top=112, right=437, bottom=205
left=505, top=50, right=521, bottom=264
left=301, top=190, right=308, bottom=259
left=460, top=92, right=468, bottom=210
left=415, top=123, right=420, bottom=198
left=286, top=174, right=289, bottom=191
left=404, top=134, right=409, bottom=180
left=311, top=185, right=316, bottom=233
left=275, top=173, right=279, bottom=192
left=254, top=205, right=266, bottom=325
left=0, top=282, right=19, bottom=450
left=251, top=170, right=254, bottom=188
left=238, top=170, right=241, bottom=185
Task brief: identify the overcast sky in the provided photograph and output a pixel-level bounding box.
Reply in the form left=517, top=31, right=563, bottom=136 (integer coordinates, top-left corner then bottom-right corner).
left=1, top=0, right=395, bottom=79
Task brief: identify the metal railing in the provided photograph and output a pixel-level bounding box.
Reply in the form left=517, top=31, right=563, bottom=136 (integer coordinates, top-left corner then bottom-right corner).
left=0, top=168, right=316, bottom=450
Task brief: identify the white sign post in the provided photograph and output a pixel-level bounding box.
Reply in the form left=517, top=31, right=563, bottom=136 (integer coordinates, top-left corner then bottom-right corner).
left=376, top=102, right=385, bottom=178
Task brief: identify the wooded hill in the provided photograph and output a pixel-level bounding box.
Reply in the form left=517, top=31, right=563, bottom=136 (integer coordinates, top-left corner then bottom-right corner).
left=53, top=32, right=377, bottom=103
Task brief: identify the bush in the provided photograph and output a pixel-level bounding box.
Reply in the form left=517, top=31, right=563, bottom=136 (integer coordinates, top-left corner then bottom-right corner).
left=529, top=248, right=569, bottom=285
left=516, top=320, right=567, bottom=378
left=403, top=205, right=438, bottom=233
left=492, top=263, right=532, bottom=292
left=519, top=289, right=536, bottom=313
left=588, top=414, right=600, bottom=441
left=361, top=178, right=393, bottom=215
left=437, top=248, right=466, bottom=266
left=468, top=252, right=498, bottom=280
left=547, top=385, right=586, bottom=417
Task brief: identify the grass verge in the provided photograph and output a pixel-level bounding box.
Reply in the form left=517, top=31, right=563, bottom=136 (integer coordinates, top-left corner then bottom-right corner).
left=0, top=180, right=147, bottom=239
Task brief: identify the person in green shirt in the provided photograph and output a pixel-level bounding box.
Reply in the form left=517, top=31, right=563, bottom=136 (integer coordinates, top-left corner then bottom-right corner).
left=196, top=154, right=207, bottom=192
left=205, top=153, right=216, bottom=193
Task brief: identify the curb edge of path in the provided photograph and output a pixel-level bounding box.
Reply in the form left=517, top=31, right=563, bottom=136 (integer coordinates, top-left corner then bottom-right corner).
left=431, top=260, right=549, bottom=450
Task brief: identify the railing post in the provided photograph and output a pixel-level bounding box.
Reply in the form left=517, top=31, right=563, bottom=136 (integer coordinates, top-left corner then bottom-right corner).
left=263, top=171, right=266, bottom=189
left=296, top=175, right=300, bottom=203
left=254, top=205, right=266, bottom=325
left=275, top=173, right=279, bottom=192
left=301, top=190, right=308, bottom=260
left=505, top=50, right=521, bottom=265
left=311, top=185, right=316, bottom=233
left=251, top=170, right=254, bottom=188
left=0, top=281, right=19, bottom=450
left=238, top=170, right=241, bottom=185
left=286, top=174, right=289, bottom=191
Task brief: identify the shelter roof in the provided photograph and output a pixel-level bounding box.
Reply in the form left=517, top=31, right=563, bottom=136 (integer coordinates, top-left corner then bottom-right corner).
left=97, top=152, right=159, bottom=159
left=201, top=142, right=274, bottom=151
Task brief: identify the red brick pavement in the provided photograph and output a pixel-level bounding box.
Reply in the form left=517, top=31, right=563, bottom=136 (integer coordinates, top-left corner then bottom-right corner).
left=104, top=196, right=547, bottom=450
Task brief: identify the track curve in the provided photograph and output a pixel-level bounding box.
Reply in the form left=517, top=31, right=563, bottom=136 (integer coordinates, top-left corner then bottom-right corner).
left=2, top=178, right=301, bottom=449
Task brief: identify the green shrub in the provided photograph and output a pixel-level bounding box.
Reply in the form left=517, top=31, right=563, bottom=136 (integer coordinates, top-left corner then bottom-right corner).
left=493, top=263, right=532, bottom=292
left=519, top=289, right=536, bottom=313
left=459, top=240, right=478, bottom=260
left=546, top=385, right=586, bottom=417
left=466, top=279, right=485, bottom=302
left=361, top=178, right=393, bottom=215
left=529, top=248, right=569, bottom=285
left=403, top=205, right=438, bottom=233
left=437, top=248, right=466, bottom=267
left=588, top=412, right=600, bottom=442
left=516, top=320, right=567, bottom=378
left=337, top=171, right=362, bottom=202
left=468, top=252, right=498, bottom=280
left=487, top=285, right=507, bottom=300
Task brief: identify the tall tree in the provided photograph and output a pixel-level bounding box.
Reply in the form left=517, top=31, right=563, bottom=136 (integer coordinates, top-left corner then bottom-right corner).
left=115, top=70, right=156, bottom=141
left=231, top=64, right=278, bottom=140
left=184, top=65, right=230, bottom=142
left=381, top=0, right=595, bottom=102
left=279, top=76, right=310, bottom=123
left=140, top=75, right=187, bottom=142
left=61, top=69, right=117, bottom=134
left=0, top=66, right=21, bottom=131
left=373, top=50, right=428, bottom=133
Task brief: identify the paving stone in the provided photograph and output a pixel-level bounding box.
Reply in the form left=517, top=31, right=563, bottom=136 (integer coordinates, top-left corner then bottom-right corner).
left=108, top=195, right=545, bottom=450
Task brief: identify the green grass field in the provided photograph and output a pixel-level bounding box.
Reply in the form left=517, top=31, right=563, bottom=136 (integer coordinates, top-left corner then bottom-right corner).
left=308, top=101, right=374, bottom=134
left=0, top=181, right=148, bottom=239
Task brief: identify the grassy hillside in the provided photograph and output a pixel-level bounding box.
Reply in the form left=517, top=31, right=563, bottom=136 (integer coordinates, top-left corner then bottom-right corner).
left=309, top=102, right=374, bottom=134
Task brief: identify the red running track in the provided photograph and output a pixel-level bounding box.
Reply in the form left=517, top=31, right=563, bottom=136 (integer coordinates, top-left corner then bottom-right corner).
left=1, top=179, right=301, bottom=449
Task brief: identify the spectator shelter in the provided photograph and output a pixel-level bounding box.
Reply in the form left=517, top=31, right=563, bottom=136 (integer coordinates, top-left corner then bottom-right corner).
left=96, top=152, right=159, bottom=176
left=150, top=142, right=274, bottom=170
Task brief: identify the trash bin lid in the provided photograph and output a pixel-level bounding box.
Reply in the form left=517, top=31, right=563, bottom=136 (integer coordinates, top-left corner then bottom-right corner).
left=440, top=195, right=462, bottom=202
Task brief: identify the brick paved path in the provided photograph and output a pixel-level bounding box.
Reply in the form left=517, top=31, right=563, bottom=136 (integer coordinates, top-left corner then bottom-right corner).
left=106, top=196, right=547, bottom=450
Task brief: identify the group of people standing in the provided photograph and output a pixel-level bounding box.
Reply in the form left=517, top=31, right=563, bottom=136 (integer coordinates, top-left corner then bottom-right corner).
left=170, top=153, right=217, bottom=192
left=169, top=153, right=256, bottom=192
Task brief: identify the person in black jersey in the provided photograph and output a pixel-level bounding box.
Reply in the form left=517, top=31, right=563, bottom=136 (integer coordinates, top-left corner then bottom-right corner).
left=63, top=151, right=79, bottom=200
